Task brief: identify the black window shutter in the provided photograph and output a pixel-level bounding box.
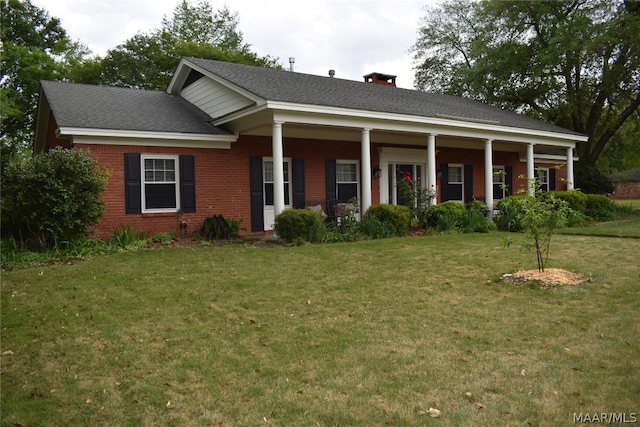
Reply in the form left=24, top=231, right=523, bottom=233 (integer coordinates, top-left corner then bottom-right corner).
left=124, top=153, right=141, bottom=214
left=249, top=157, right=264, bottom=232
left=464, top=164, right=473, bottom=203
left=549, top=168, right=556, bottom=191
left=325, top=159, right=337, bottom=201
left=440, top=163, right=450, bottom=202
left=180, top=155, right=196, bottom=213
left=505, top=166, right=513, bottom=196
left=292, top=158, right=305, bottom=209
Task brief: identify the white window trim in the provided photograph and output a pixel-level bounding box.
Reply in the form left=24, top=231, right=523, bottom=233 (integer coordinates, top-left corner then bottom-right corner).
left=448, top=163, right=464, bottom=203
left=141, top=154, right=180, bottom=213
left=493, top=165, right=506, bottom=199
left=263, top=157, right=292, bottom=207
left=448, top=163, right=463, bottom=185
left=537, top=167, right=549, bottom=191
left=336, top=159, right=360, bottom=202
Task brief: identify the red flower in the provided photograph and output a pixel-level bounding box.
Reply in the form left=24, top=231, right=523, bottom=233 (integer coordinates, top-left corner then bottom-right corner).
left=404, top=171, right=412, bottom=183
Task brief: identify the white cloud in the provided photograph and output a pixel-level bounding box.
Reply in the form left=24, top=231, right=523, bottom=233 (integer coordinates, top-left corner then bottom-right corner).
left=35, top=0, right=438, bottom=88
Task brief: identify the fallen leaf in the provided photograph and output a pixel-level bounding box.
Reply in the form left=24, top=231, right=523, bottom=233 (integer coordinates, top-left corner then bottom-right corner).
left=521, top=369, right=527, bottom=376
left=427, top=408, right=441, bottom=418
left=85, top=399, right=92, bottom=404
left=450, top=353, right=467, bottom=362
left=465, top=392, right=473, bottom=402
left=475, top=402, right=485, bottom=409
left=1, top=350, right=14, bottom=356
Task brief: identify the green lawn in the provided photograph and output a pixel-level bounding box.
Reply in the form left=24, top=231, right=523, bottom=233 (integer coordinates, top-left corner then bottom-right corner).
left=613, top=198, right=640, bottom=209
left=557, top=215, right=640, bottom=238
left=2, top=232, right=639, bottom=426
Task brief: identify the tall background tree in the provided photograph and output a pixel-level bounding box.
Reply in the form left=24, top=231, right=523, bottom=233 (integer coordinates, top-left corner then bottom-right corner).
left=1, top=0, right=279, bottom=170
left=95, top=0, right=278, bottom=90
left=0, top=0, right=88, bottom=171
left=411, top=0, right=640, bottom=190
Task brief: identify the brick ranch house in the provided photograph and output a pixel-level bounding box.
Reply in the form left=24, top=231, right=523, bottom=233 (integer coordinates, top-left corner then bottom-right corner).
left=34, top=57, right=587, bottom=238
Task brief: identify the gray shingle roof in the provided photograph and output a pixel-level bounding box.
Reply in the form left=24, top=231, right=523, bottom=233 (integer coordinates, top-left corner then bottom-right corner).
left=40, top=80, right=232, bottom=136
left=185, top=57, right=583, bottom=137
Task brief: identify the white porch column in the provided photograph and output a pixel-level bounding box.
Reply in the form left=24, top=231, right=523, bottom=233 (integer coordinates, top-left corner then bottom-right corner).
left=272, top=121, right=285, bottom=216
left=427, top=133, right=437, bottom=202
left=361, top=128, right=372, bottom=213
left=527, top=142, right=535, bottom=196
left=566, top=147, right=574, bottom=190
left=484, top=139, right=494, bottom=216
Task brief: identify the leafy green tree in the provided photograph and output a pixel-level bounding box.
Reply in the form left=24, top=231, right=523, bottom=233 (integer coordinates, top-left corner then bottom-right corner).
left=411, top=0, right=640, bottom=169
left=0, top=0, right=83, bottom=171
left=1, top=148, right=109, bottom=249
left=98, top=0, right=278, bottom=90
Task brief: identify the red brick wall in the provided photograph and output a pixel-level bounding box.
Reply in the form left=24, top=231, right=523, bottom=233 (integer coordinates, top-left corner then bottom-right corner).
left=76, top=136, right=377, bottom=238
left=613, top=182, right=640, bottom=199
left=70, top=136, right=568, bottom=238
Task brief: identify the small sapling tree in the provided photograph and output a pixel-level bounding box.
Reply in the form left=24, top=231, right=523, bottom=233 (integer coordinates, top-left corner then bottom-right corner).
left=504, top=167, right=571, bottom=272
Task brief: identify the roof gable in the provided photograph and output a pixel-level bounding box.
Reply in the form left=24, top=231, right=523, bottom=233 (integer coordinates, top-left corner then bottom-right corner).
left=180, top=57, right=583, bottom=137
left=39, top=80, right=232, bottom=136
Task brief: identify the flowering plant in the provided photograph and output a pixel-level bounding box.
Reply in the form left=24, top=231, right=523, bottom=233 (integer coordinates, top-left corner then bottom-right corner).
left=396, top=172, right=435, bottom=229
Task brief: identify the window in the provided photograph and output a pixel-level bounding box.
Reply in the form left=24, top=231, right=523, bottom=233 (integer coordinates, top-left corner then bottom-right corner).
left=125, top=153, right=195, bottom=215
left=446, top=164, right=464, bottom=202
left=493, top=166, right=506, bottom=199
left=336, top=161, right=358, bottom=202
left=448, top=165, right=463, bottom=185
left=142, top=155, right=179, bottom=211
left=537, top=168, right=549, bottom=192
left=264, top=159, right=291, bottom=206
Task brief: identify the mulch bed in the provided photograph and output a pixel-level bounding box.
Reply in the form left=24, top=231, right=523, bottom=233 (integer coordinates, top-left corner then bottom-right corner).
left=502, top=268, right=586, bottom=289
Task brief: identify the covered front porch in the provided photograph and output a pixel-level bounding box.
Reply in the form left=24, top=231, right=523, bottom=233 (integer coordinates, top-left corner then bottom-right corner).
left=226, top=108, right=582, bottom=230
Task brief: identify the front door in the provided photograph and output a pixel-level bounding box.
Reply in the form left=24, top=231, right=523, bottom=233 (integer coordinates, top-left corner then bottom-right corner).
left=389, top=163, right=423, bottom=205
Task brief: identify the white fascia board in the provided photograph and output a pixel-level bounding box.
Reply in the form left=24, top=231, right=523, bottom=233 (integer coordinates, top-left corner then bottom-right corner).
left=262, top=101, right=587, bottom=146
left=212, top=103, right=270, bottom=126
left=58, top=127, right=236, bottom=149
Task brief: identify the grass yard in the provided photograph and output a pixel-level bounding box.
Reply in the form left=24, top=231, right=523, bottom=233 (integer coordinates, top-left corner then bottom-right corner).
left=613, top=198, right=640, bottom=210
left=557, top=215, right=640, bottom=238
left=2, top=232, right=639, bottom=426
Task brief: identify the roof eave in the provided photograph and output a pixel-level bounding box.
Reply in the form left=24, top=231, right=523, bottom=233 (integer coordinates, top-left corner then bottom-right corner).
left=216, top=101, right=587, bottom=146
left=57, top=127, right=237, bottom=149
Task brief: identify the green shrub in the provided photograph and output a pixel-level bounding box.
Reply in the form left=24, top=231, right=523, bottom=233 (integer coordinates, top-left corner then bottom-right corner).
left=466, top=199, right=490, bottom=216
left=201, top=214, right=242, bottom=240
left=150, top=232, right=175, bottom=245
left=461, top=209, right=491, bottom=233
left=360, top=211, right=398, bottom=239
left=544, top=190, right=587, bottom=213
left=364, top=204, right=410, bottom=236
left=565, top=209, right=588, bottom=227
left=110, top=225, right=147, bottom=249
left=426, top=201, right=465, bottom=231
left=1, top=147, right=109, bottom=249
left=575, top=164, right=614, bottom=194
left=274, top=209, right=325, bottom=244
left=494, top=196, right=530, bottom=232
left=584, top=194, right=615, bottom=221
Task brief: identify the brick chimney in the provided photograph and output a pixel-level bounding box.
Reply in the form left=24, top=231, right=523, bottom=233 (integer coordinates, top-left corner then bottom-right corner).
left=363, top=72, right=396, bottom=87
